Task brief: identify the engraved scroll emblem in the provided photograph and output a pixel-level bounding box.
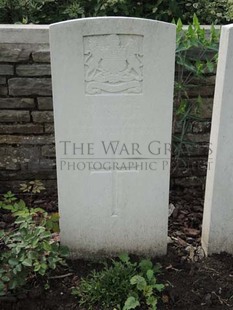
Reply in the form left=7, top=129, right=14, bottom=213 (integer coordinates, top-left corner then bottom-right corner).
left=84, top=34, right=143, bottom=95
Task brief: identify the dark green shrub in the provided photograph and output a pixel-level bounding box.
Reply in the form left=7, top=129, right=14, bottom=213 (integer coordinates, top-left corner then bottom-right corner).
left=181, top=0, right=231, bottom=24
left=0, top=0, right=231, bottom=24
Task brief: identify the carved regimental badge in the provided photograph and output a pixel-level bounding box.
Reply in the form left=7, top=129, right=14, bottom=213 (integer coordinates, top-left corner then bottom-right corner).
left=84, top=34, right=143, bottom=95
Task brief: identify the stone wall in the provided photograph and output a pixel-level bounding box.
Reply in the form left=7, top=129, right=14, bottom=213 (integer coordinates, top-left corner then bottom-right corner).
left=171, top=87, right=214, bottom=191
left=0, top=25, right=56, bottom=192
left=0, top=25, right=215, bottom=193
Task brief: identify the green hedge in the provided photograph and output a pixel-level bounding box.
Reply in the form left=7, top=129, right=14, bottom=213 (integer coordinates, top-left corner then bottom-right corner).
left=0, top=0, right=232, bottom=25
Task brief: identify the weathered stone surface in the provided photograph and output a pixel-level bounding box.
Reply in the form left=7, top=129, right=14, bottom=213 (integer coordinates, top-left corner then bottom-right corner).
left=32, top=50, right=50, bottom=63
left=174, top=176, right=206, bottom=188
left=191, top=75, right=216, bottom=86
left=28, top=158, right=56, bottom=170
left=188, top=85, right=214, bottom=97
left=8, top=78, right=52, bottom=96
left=0, top=135, right=54, bottom=144
left=171, top=158, right=208, bottom=177
left=0, top=124, right=43, bottom=134
left=0, top=77, right=6, bottom=85
left=0, top=86, right=7, bottom=96
left=0, top=26, right=49, bottom=44
left=0, top=145, right=34, bottom=159
left=0, top=44, right=31, bottom=62
left=202, top=25, right=233, bottom=255
left=0, top=171, right=22, bottom=180
left=174, top=121, right=192, bottom=134
left=206, top=76, right=216, bottom=85
left=50, top=17, right=176, bottom=257
left=44, top=123, right=54, bottom=133
left=190, top=98, right=213, bottom=119
left=186, top=133, right=210, bottom=143
left=41, top=145, right=55, bottom=157
left=0, top=64, right=14, bottom=75
left=32, top=111, right=54, bottom=123
left=0, top=160, right=20, bottom=170
left=0, top=98, right=35, bottom=109
left=37, top=97, right=53, bottom=110
left=192, top=121, right=211, bottom=133
left=0, top=146, right=40, bottom=170
left=0, top=110, right=30, bottom=123
left=0, top=170, right=56, bottom=181
left=177, top=143, right=210, bottom=157
left=16, top=64, right=51, bottom=76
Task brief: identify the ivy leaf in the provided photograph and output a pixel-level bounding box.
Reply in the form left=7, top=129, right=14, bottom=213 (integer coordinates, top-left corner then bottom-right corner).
left=1, top=276, right=10, bottom=282
left=8, top=258, right=18, bottom=266
left=22, top=258, right=33, bottom=267
left=43, top=241, right=51, bottom=252
left=9, top=279, right=19, bottom=290
left=60, top=246, right=69, bottom=257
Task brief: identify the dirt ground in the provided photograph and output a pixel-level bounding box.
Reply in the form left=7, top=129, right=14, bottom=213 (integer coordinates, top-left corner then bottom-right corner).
left=1, top=188, right=233, bottom=310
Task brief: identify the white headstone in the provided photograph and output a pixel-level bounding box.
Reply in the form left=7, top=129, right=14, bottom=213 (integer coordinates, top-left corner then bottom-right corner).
left=202, top=24, right=233, bottom=255
left=49, top=17, right=176, bottom=257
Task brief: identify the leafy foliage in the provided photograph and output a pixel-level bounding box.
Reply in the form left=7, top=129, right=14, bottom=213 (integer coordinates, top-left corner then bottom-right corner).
left=19, top=179, right=45, bottom=194
left=181, top=0, right=231, bottom=25
left=72, top=253, right=164, bottom=310
left=0, top=0, right=232, bottom=24
left=0, top=190, right=68, bottom=296
left=173, top=15, right=219, bottom=157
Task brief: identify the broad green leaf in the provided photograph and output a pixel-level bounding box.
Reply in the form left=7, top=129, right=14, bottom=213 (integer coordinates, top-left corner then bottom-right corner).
left=27, top=251, right=37, bottom=260
left=139, top=259, right=153, bottom=273
left=146, top=269, right=154, bottom=281
left=34, top=262, right=40, bottom=272
left=2, top=276, right=10, bottom=282
left=8, top=258, right=18, bottom=266
left=2, top=204, right=14, bottom=211
left=119, top=253, right=130, bottom=264
left=9, top=279, right=19, bottom=290
left=146, top=295, right=157, bottom=308
left=123, top=296, right=140, bottom=310
left=60, top=246, right=69, bottom=257
left=144, top=285, right=153, bottom=297
left=154, top=283, right=164, bottom=292
left=15, top=264, right=22, bottom=272
left=17, top=199, right=26, bottom=210
left=43, top=241, right=51, bottom=252
left=22, top=258, right=33, bottom=267
left=130, top=275, right=147, bottom=291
